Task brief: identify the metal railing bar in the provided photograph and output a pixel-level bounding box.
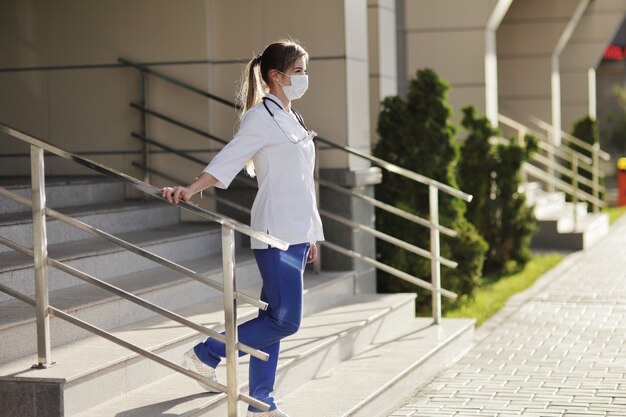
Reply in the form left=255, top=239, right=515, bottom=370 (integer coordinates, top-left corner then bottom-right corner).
left=122, top=59, right=472, bottom=203
left=317, top=178, right=457, bottom=237
left=314, top=136, right=472, bottom=202
left=140, top=164, right=459, bottom=269
left=131, top=133, right=211, bottom=165
left=497, top=116, right=596, bottom=167
left=0, top=235, right=268, bottom=361
left=0, top=186, right=267, bottom=310
left=130, top=103, right=229, bottom=146
left=133, top=163, right=255, bottom=217
left=0, top=281, right=269, bottom=411
left=119, top=58, right=241, bottom=109
left=531, top=153, right=601, bottom=191
left=133, top=137, right=461, bottom=240
left=318, top=241, right=457, bottom=299
left=535, top=139, right=593, bottom=167
left=0, top=149, right=220, bottom=158
left=0, top=123, right=288, bottom=250
left=491, top=136, right=604, bottom=193
left=319, top=209, right=458, bottom=269
left=523, top=163, right=605, bottom=207
left=529, top=116, right=611, bottom=161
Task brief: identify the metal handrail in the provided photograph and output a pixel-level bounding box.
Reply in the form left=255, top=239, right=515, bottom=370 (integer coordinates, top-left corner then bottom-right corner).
left=497, top=113, right=606, bottom=214
left=130, top=136, right=461, bottom=267
left=0, top=186, right=267, bottom=310
left=529, top=115, right=611, bottom=161
left=491, top=136, right=605, bottom=209
left=0, top=281, right=268, bottom=411
left=135, top=163, right=460, bottom=301
left=119, top=58, right=239, bottom=109
left=0, top=122, right=285, bottom=414
left=0, top=122, right=286, bottom=250
left=131, top=131, right=458, bottom=237
left=120, top=57, right=472, bottom=202
left=121, top=56, right=471, bottom=325
left=0, top=234, right=268, bottom=360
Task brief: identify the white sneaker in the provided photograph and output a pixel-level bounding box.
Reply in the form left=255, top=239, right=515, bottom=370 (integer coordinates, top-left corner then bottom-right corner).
left=247, top=408, right=289, bottom=417
left=183, top=348, right=219, bottom=392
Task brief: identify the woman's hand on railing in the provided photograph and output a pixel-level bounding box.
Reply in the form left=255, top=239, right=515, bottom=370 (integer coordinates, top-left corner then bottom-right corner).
left=161, top=186, right=193, bottom=204
left=161, top=173, right=220, bottom=204
left=307, top=242, right=318, bottom=264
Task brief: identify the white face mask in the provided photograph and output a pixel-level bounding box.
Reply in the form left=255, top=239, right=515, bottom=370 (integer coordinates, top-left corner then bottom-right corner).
left=279, top=73, right=309, bottom=101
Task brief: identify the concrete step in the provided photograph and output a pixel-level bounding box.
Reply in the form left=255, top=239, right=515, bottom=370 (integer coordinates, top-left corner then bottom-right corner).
left=532, top=212, right=610, bottom=251
left=0, top=270, right=363, bottom=416
left=0, top=223, right=222, bottom=303
left=0, top=199, right=180, bottom=254
left=277, top=318, right=475, bottom=417
left=68, top=292, right=417, bottom=417
left=0, top=176, right=125, bottom=215
left=0, top=250, right=259, bottom=364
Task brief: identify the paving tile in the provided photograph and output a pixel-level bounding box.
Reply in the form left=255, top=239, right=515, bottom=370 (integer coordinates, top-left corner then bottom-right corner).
left=390, top=217, right=626, bottom=417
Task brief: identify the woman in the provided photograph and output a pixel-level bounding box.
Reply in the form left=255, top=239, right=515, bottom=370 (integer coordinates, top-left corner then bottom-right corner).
left=161, top=40, right=324, bottom=417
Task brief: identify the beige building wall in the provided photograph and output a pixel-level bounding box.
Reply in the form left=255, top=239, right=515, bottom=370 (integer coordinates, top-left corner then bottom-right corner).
left=401, top=0, right=512, bottom=125
left=207, top=0, right=371, bottom=172
left=560, top=0, right=626, bottom=130
left=368, top=0, right=398, bottom=145
left=497, top=0, right=584, bottom=126
left=0, top=0, right=214, bottom=185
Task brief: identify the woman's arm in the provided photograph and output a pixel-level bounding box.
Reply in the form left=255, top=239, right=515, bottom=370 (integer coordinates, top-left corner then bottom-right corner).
left=161, top=172, right=219, bottom=204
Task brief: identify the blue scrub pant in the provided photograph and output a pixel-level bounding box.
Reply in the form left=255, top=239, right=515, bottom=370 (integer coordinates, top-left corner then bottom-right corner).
left=193, top=242, right=310, bottom=412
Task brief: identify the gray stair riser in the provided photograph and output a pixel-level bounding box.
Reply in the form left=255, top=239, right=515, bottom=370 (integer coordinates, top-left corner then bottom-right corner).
left=0, top=204, right=180, bottom=254
left=302, top=273, right=355, bottom=316
left=0, top=230, right=222, bottom=303
left=0, top=261, right=260, bottom=364
left=0, top=181, right=125, bottom=215
left=203, top=297, right=417, bottom=417
left=24, top=273, right=363, bottom=416
left=349, top=324, right=474, bottom=417
left=533, top=214, right=609, bottom=250
left=273, top=298, right=416, bottom=393
left=63, top=306, right=261, bottom=417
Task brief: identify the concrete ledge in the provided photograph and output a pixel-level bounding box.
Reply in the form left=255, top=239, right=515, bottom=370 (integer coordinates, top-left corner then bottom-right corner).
left=320, top=167, right=383, bottom=187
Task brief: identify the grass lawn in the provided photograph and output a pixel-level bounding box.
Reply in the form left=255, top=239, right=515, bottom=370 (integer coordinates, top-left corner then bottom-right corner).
left=603, top=205, right=626, bottom=224
left=444, top=254, right=563, bottom=327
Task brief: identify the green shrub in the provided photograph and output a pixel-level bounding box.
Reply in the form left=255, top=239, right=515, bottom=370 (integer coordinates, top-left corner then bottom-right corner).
left=374, top=68, right=487, bottom=312
left=563, top=116, right=604, bottom=209
left=457, top=106, right=538, bottom=275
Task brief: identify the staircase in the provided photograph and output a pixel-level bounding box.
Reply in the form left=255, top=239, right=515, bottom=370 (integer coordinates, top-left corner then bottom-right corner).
left=0, top=176, right=474, bottom=417
left=525, top=182, right=609, bottom=251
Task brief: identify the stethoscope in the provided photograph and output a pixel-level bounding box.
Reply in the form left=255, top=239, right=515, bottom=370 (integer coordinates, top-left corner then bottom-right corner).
left=262, top=96, right=316, bottom=144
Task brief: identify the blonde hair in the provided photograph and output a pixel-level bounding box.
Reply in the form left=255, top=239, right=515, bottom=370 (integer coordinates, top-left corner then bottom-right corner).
left=238, top=39, right=309, bottom=176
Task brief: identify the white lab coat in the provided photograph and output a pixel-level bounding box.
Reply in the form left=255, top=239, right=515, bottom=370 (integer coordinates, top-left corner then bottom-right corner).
left=203, top=94, right=325, bottom=249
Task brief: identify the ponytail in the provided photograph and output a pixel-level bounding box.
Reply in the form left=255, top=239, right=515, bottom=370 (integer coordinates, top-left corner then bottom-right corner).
left=238, top=56, right=264, bottom=177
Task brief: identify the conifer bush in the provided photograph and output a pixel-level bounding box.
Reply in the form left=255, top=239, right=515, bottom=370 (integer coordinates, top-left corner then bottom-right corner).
left=563, top=116, right=604, bottom=209
left=457, top=106, right=538, bottom=275
left=374, top=69, right=487, bottom=312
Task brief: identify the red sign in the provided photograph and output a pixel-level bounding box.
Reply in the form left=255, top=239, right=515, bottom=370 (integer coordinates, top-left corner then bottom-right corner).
left=603, top=45, right=625, bottom=60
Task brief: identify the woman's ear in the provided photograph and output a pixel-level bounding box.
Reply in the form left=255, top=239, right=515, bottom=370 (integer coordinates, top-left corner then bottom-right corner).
left=268, top=69, right=279, bottom=85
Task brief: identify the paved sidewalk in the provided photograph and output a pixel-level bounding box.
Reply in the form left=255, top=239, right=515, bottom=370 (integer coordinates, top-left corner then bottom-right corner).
left=391, top=216, right=626, bottom=417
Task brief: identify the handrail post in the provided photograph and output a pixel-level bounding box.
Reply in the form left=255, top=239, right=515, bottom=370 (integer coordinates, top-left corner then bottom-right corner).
left=592, top=144, right=600, bottom=214
left=313, top=140, right=321, bottom=274
left=429, top=184, right=442, bottom=324
left=222, top=225, right=240, bottom=417
left=572, top=153, right=579, bottom=231
left=30, top=145, right=53, bottom=368
left=140, top=69, right=150, bottom=185
left=546, top=131, right=556, bottom=192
